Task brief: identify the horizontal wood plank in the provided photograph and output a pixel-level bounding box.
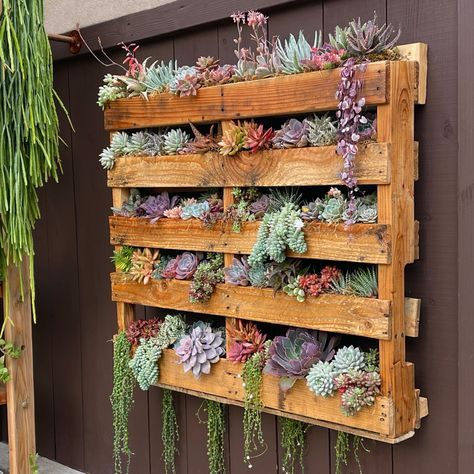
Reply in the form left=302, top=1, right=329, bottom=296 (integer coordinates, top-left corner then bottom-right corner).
left=156, top=349, right=393, bottom=436
left=107, top=142, right=391, bottom=188
left=111, top=273, right=391, bottom=339
left=109, top=216, right=391, bottom=264
left=104, top=62, right=388, bottom=130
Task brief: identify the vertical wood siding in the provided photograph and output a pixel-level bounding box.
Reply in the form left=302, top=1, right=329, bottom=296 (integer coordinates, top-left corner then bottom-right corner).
left=33, top=0, right=459, bottom=472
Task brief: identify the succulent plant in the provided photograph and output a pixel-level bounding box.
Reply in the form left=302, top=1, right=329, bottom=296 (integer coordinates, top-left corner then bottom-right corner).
left=227, top=320, right=266, bottom=363
left=124, top=131, right=149, bottom=155
left=130, top=248, right=160, bottom=285
left=169, top=66, right=201, bottom=97
left=348, top=267, right=378, bottom=297
left=185, top=123, right=219, bottom=154
left=111, top=245, right=134, bottom=272
left=357, top=205, right=377, bottom=223
left=143, top=59, right=177, bottom=93
left=224, top=256, right=250, bottom=286
left=264, top=329, right=338, bottom=392
left=163, top=129, right=191, bottom=155
left=248, top=194, right=271, bottom=218
left=301, top=44, right=344, bottom=71
left=272, top=119, right=309, bottom=148
left=265, top=259, right=304, bottom=293
left=175, top=322, right=225, bottom=378
left=99, top=147, right=116, bottom=170
left=160, top=256, right=181, bottom=280
left=163, top=206, right=183, bottom=219
left=175, top=252, right=201, bottom=280
left=283, top=276, right=306, bottom=302
left=152, top=255, right=172, bottom=279
left=218, top=122, right=247, bottom=156
left=189, top=253, right=225, bottom=303
left=335, top=370, right=381, bottom=416
left=244, top=122, right=274, bottom=153
left=206, top=64, right=235, bottom=85
left=321, top=196, right=346, bottom=223
left=300, top=200, right=324, bottom=221
left=97, top=74, right=127, bottom=109
left=139, top=192, right=180, bottom=223
left=306, top=114, right=338, bottom=147
left=248, top=202, right=307, bottom=266
left=274, top=30, right=322, bottom=74
left=181, top=200, right=210, bottom=220
left=332, top=346, right=366, bottom=375
left=306, top=361, right=335, bottom=397
left=248, top=262, right=269, bottom=288
left=129, top=314, right=187, bottom=390
left=345, top=13, right=401, bottom=56
left=110, top=132, right=130, bottom=156
left=126, top=318, right=162, bottom=346
left=329, top=25, right=350, bottom=51
left=142, top=132, right=163, bottom=156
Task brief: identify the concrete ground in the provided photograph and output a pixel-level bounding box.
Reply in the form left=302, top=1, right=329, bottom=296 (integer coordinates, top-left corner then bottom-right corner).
left=0, top=443, right=82, bottom=473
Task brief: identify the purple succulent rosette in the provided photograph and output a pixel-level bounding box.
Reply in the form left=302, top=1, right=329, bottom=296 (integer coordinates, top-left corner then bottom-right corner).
left=139, top=192, right=180, bottom=224
left=224, top=256, right=250, bottom=286
left=161, top=255, right=181, bottom=279
left=264, top=328, right=338, bottom=392
left=175, top=252, right=202, bottom=280
left=248, top=194, right=271, bottom=218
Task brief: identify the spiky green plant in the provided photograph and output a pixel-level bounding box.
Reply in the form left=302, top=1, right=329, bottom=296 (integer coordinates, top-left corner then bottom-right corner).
left=275, top=30, right=322, bottom=74
left=143, top=60, right=176, bottom=93
left=349, top=267, right=378, bottom=297
left=112, top=246, right=134, bottom=273
left=0, top=0, right=67, bottom=329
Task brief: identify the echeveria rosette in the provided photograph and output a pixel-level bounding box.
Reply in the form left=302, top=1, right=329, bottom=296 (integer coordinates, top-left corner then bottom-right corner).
left=175, top=252, right=202, bottom=280
left=335, top=57, right=368, bottom=224
left=263, top=329, right=338, bottom=392
left=139, top=192, right=180, bottom=223
left=224, top=256, right=250, bottom=286
left=175, top=322, right=225, bottom=378
left=272, top=118, right=309, bottom=149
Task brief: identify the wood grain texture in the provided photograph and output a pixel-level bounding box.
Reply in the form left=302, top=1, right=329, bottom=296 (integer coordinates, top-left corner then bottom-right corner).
left=107, top=142, right=391, bottom=188
left=109, top=217, right=392, bottom=264
left=104, top=63, right=388, bottom=130
left=404, top=297, right=421, bottom=338
left=377, top=61, right=417, bottom=436
left=156, top=349, right=394, bottom=437
left=398, top=43, right=428, bottom=104
left=5, top=260, right=36, bottom=474
left=110, top=273, right=391, bottom=339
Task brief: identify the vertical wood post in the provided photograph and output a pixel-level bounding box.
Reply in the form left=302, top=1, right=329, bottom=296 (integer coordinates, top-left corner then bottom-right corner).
left=112, top=185, right=135, bottom=332
left=4, top=258, right=36, bottom=474
left=376, top=61, right=417, bottom=436
left=221, top=121, right=236, bottom=353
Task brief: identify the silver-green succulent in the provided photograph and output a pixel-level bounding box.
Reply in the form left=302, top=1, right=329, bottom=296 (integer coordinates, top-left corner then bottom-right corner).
left=143, top=59, right=177, bottom=93
left=275, top=30, right=322, bottom=74
left=332, top=346, right=366, bottom=375
left=306, top=114, right=338, bottom=147
left=163, top=129, right=191, bottom=155
left=306, top=361, right=335, bottom=397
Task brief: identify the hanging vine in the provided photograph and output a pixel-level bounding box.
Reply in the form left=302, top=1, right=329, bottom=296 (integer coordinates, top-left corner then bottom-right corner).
left=162, top=389, right=180, bottom=474
left=280, top=417, right=308, bottom=474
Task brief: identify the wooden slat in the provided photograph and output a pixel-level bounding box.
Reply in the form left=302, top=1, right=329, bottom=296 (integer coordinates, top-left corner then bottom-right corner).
left=110, top=273, right=391, bottom=339
left=156, top=349, right=394, bottom=436
left=377, top=61, right=417, bottom=436
left=405, top=297, right=421, bottom=337
left=109, top=217, right=392, bottom=264
left=5, top=260, right=36, bottom=474
left=104, top=62, right=388, bottom=130
left=107, top=142, right=391, bottom=188
left=398, top=43, right=428, bottom=105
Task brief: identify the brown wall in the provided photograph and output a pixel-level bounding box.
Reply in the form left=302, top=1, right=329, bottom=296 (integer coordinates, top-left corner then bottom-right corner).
left=33, top=0, right=469, bottom=473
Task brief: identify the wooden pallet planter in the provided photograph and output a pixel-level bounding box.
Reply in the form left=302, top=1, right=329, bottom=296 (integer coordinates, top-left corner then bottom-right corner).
left=106, top=44, right=428, bottom=442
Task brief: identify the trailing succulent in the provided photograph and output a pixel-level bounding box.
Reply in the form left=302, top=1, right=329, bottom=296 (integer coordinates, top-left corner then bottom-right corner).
left=129, top=315, right=187, bottom=390
left=280, top=417, right=309, bottom=474
left=175, top=322, right=225, bottom=378
left=306, top=346, right=381, bottom=416
left=248, top=202, right=307, bottom=266
left=264, top=328, right=338, bottom=392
